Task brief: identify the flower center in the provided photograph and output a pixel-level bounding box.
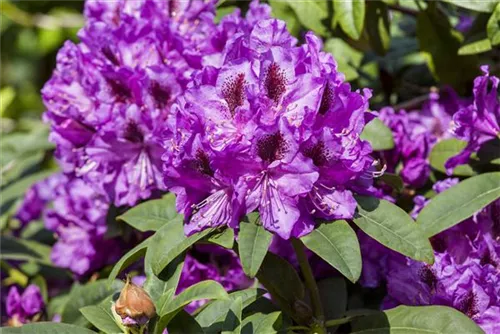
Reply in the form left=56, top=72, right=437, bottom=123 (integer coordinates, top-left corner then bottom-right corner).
left=101, top=46, right=120, bottom=66
left=222, top=73, right=246, bottom=116
left=107, top=78, right=132, bottom=102
left=319, top=81, right=333, bottom=115
left=418, top=265, right=438, bottom=290
left=264, top=63, right=287, bottom=103
left=124, top=122, right=144, bottom=143
left=458, top=290, right=479, bottom=319
left=303, top=141, right=332, bottom=167
left=149, top=81, right=171, bottom=109
left=194, top=149, right=214, bottom=177
left=256, top=132, right=288, bottom=162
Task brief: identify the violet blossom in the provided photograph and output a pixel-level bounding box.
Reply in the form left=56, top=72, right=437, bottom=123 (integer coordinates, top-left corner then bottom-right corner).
left=4, top=285, right=44, bottom=327
left=446, top=66, right=500, bottom=173
left=163, top=19, right=376, bottom=239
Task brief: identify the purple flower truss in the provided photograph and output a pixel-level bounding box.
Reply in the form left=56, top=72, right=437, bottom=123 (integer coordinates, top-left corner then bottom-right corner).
left=5, top=285, right=44, bottom=326
left=162, top=21, right=376, bottom=239
left=446, top=66, right=500, bottom=173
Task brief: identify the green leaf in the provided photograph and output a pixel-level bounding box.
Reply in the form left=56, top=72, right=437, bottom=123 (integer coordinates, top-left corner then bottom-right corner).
left=301, top=221, right=361, bottom=283
left=118, top=193, right=178, bottom=232
left=323, top=38, right=363, bottom=81
left=147, top=216, right=213, bottom=275
left=317, top=278, right=347, bottom=322
left=62, top=280, right=123, bottom=326
left=416, top=7, right=479, bottom=92
left=80, top=304, right=122, bottom=334
left=238, top=213, right=273, bottom=278
left=487, top=3, right=500, bottom=45
left=351, top=305, right=483, bottom=334
left=0, top=236, right=52, bottom=265
left=269, top=0, right=301, bottom=37
left=0, top=170, right=56, bottom=208
left=195, top=288, right=267, bottom=332
left=353, top=197, right=434, bottom=263
left=334, top=0, right=366, bottom=40
left=365, top=1, right=391, bottom=55
left=241, top=312, right=281, bottom=334
left=441, top=0, right=498, bottom=13
left=19, top=322, right=97, bottom=334
left=155, top=281, right=229, bottom=331
left=429, top=139, right=476, bottom=176
left=1, top=151, right=45, bottom=187
left=108, top=237, right=150, bottom=286
left=256, top=253, right=305, bottom=321
left=207, top=227, right=235, bottom=249
left=215, top=6, right=237, bottom=24
left=222, top=297, right=243, bottom=334
left=360, top=118, right=394, bottom=151
left=379, top=173, right=404, bottom=192
left=477, top=138, right=500, bottom=165
left=167, top=310, right=204, bottom=334
left=285, top=0, right=329, bottom=36
left=0, top=87, right=15, bottom=116
left=417, top=172, right=500, bottom=237
left=144, top=252, right=185, bottom=303
left=458, top=38, right=492, bottom=55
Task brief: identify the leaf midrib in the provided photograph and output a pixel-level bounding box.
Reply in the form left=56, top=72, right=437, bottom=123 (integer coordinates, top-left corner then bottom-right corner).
left=311, top=228, right=354, bottom=280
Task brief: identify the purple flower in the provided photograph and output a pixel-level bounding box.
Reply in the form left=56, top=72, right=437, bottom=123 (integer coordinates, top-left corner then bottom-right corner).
left=177, top=245, right=252, bottom=313
left=446, top=66, right=500, bottom=173
left=15, top=174, right=65, bottom=226
left=377, top=89, right=462, bottom=188
left=163, top=24, right=376, bottom=239
left=5, top=285, right=44, bottom=325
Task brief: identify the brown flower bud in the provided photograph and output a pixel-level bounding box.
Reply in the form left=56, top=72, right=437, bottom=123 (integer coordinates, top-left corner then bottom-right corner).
left=115, top=277, right=156, bottom=320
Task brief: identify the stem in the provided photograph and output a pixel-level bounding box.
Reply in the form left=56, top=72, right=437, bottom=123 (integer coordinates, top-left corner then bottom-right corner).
left=291, top=238, right=325, bottom=324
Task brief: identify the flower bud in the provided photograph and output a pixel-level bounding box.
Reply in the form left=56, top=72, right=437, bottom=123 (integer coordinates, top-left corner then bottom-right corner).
left=114, top=277, right=156, bottom=324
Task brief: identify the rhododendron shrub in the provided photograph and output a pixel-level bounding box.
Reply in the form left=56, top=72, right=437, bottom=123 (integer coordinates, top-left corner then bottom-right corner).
left=1, top=1, right=499, bottom=334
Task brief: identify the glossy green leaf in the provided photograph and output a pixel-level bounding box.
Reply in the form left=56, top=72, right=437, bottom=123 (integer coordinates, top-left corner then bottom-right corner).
left=353, top=197, right=434, bottom=264
left=207, top=227, right=235, bottom=249
left=118, top=193, right=178, bottom=232
left=0, top=236, right=52, bottom=265
left=458, top=38, right=492, bottom=55
left=429, top=139, right=476, bottom=176
left=477, top=138, right=500, bottom=165
left=365, top=1, right=391, bottom=55
left=360, top=118, right=394, bottom=151
left=19, top=322, right=97, bottom=334
left=0, top=170, right=56, bottom=208
left=167, top=310, right=204, bottom=334
left=285, top=0, right=329, bottom=36
left=147, top=216, right=213, bottom=275
left=144, top=252, right=185, bottom=303
left=323, top=38, right=363, bottom=81
left=416, top=7, right=478, bottom=92
left=256, top=253, right=305, bottom=321
left=441, top=0, right=498, bottom=13
left=62, top=280, right=123, bottom=326
left=0, top=86, right=15, bottom=116
left=107, top=237, right=150, bottom=286
left=301, top=221, right=361, bottom=283
left=241, top=312, right=281, bottom=334
left=417, top=172, right=500, bottom=237
left=379, top=173, right=404, bottom=192
left=334, top=0, right=366, bottom=40
left=351, top=305, right=483, bottom=334
left=269, top=0, right=301, bottom=37
left=195, top=289, right=267, bottom=332
left=80, top=304, right=122, bottom=334
left=222, top=297, right=243, bottom=334
left=238, top=213, right=273, bottom=278
left=487, top=3, right=500, bottom=45
left=318, top=277, right=347, bottom=322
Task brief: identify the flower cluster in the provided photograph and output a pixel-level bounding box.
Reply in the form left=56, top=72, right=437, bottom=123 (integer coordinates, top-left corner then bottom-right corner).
left=360, top=176, right=500, bottom=333
left=42, top=0, right=220, bottom=207
left=163, top=20, right=376, bottom=239
left=377, top=88, right=462, bottom=188
left=446, top=66, right=500, bottom=173
left=4, top=285, right=44, bottom=327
